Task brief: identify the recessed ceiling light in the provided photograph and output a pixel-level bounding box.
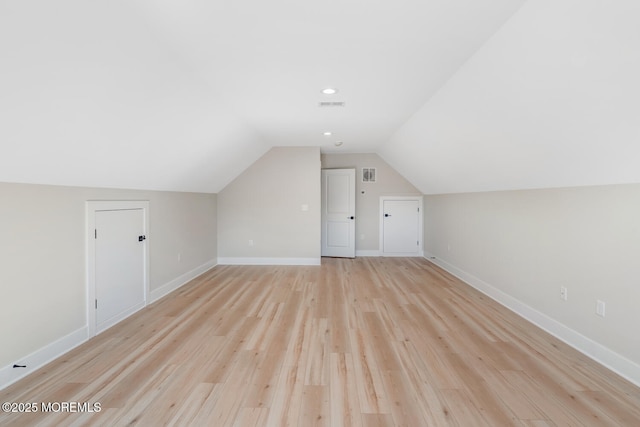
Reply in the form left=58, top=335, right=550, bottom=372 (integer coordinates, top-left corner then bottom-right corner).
left=323, top=131, right=333, bottom=137
left=334, top=141, right=343, bottom=147
left=322, top=88, right=338, bottom=95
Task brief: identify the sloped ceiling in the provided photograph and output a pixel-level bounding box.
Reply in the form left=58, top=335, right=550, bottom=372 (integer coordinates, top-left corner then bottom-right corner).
left=0, top=0, right=524, bottom=193
left=0, top=1, right=270, bottom=193
left=381, top=0, right=640, bottom=194
left=2, top=1, right=637, bottom=195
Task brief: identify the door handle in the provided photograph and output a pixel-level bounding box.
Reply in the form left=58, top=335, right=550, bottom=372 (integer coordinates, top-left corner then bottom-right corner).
left=384, top=214, right=391, bottom=217
left=138, top=235, right=146, bottom=242
left=348, top=216, right=355, bottom=220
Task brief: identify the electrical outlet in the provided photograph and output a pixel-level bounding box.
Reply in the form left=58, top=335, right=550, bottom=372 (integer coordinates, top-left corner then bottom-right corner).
left=596, top=300, right=606, bottom=317
left=560, top=286, right=568, bottom=301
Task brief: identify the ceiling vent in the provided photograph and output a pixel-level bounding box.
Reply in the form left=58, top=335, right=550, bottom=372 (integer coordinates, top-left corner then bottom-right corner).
left=318, top=101, right=346, bottom=107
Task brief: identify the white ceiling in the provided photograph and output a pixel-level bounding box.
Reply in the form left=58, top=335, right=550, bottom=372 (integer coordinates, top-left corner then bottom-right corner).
left=132, top=0, right=525, bottom=152
left=1, top=0, right=639, bottom=194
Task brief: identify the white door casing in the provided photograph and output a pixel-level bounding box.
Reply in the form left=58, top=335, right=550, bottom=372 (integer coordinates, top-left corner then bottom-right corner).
left=86, top=201, right=149, bottom=337
left=380, top=197, right=423, bottom=256
left=321, top=169, right=356, bottom=258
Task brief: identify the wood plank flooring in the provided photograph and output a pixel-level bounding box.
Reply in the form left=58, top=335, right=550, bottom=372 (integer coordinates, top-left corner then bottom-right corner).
left=2, top=258, right=639, bottom=426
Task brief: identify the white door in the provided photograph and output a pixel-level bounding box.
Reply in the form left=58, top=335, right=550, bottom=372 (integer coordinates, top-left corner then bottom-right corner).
left=381, top=198, right=422, bottom=256
left=94, top=208, right=146, bottom=333
left=321, top=169, right=356, bottom=258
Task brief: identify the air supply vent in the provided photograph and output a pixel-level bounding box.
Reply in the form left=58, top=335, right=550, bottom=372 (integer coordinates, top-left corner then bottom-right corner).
left=362, top=167, right=376, bottom=183
left=318, top=101, right=346, bottom=107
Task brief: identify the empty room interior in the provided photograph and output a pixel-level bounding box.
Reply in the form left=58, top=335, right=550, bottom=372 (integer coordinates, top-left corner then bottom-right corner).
left=2, top=0, right=640, bottom=425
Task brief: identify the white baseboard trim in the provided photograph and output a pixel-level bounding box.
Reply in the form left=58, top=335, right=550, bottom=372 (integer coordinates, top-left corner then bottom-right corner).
left=0, top=326, right=88, bottom=391
left=218, top=257, right=321, bottom=266
left=356, top=250, right=425, bottom=258
left=355, top=250, right=381, bottom=257
left=1, top=260, right=218, bottom=392
left=423, top=252, right=640, bottom=388
left=96, top=302, right=146, bottom=335
left=149, top=259, right=218, bottom=303
left=379, top=252, right=424, bottom=258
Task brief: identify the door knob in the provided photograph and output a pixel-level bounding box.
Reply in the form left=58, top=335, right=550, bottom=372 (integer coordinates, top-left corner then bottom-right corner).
left=384, top=214, right=391, bottom=217
left=349, top=216, right=355, bottom=220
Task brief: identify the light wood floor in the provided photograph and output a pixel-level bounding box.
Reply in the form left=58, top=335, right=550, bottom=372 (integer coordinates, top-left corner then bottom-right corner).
left=2, top=258, right=640, bottom=426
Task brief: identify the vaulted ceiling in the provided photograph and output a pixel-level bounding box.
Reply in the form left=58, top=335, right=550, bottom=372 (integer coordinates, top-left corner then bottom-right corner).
left=1, top=1, right=638, bottom=194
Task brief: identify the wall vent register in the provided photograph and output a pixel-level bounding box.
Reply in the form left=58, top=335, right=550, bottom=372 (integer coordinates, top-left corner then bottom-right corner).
left=362, top=167, right=376, bottom=183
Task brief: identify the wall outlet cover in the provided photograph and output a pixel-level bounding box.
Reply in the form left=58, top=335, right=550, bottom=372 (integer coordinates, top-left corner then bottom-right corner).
left=596, top=300, right=606, bottom=317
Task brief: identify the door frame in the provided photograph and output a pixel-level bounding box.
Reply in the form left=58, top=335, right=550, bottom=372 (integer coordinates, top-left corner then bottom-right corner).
left=379, top=196, right=423, bottom=257
left=86, top=200, right=149, bottom=337
left=321, top=168, right=356, bottom=258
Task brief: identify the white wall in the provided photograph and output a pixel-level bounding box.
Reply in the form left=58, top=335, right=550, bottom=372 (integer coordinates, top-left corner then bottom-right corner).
left=424, top=184, right=640, bottom=384
left=321, top=153, right=421, bottom=253
left=0, top=182, right=217, bottom=375
left=217, top=147, right=321, bottom=264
